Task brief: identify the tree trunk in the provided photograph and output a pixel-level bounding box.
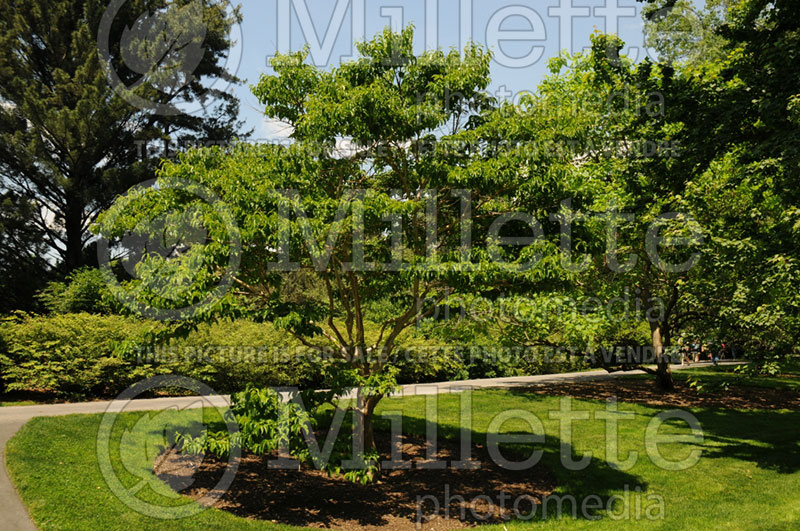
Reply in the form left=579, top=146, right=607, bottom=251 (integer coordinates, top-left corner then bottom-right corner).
left=651, top=322, right=674, bottom=391
left=64, top=196, right=85, bottom=272
left=361, top=404, right=376, bottom=456
left=357, top=393, right=381, bottom=454
left=353, top=391, right=382, bottom=479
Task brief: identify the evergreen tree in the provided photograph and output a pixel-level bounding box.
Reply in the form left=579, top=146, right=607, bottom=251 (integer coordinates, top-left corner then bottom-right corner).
left=0, top=0, right=245, bottom=274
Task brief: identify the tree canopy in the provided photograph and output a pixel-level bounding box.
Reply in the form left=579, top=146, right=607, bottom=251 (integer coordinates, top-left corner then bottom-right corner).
left=81, top=1, right=800, bottom=481
left=0, top=0, right=245, bottom=273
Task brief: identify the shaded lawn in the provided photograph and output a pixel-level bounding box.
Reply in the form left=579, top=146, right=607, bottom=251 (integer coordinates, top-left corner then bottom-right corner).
left=1, top=400, right=37, bottom=407
left=6, top=390, right=800, bottom=530
left=514, top=378, right=800, bottom=410
left=624, top=362, right=800, bottom=392
left=0, top=390, right=59, bottom=407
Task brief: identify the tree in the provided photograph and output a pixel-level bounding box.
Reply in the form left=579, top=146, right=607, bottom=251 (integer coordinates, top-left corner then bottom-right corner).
left=37, top=267, right=116, bottom=314
left=493, top=34, right=711, bottom=389
left=96, top=27, right=541, bottom=476
left=0, top=191, right=52, bottom=312
left=0, top=0, right=245, bottom=274
left=641, top=0, right=730, bottom=69
left=641, top=0, right=800, bottom=357
left=536, top=8, right=800, bottom=382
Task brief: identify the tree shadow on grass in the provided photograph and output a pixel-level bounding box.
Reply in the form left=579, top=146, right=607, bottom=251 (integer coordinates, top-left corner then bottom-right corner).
left=687, top=408, right=800, bottom=474
left=153, top=411, right=647, bottom=529
left=504, top=384, right=800, bottom=475
left=381, top=412, right=649, bottom=524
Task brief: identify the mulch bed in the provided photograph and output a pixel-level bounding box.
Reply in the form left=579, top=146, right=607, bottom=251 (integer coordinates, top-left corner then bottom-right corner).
left=155, top=433, right=556, bottom=530
left=515, top=378, right=800, bottom=410
left=154, top=377, right=797, bottom=530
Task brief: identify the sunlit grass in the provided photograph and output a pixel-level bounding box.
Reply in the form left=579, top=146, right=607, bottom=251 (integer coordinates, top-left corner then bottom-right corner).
left=6, top=388, right=800, bottom=530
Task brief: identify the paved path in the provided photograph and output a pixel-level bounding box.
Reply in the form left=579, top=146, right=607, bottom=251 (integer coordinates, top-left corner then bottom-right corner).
left=0, top=362, right=730, bottom=530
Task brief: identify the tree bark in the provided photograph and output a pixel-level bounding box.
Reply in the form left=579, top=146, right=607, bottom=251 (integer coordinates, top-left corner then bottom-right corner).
left=359, top=394, right=380, bottom=455
left=64, top=196, right=85, bottom=272
left=353, top=391, right=382, bottom=477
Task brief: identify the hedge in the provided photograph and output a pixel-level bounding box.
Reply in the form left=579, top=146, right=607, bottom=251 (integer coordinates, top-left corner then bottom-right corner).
left=0, top=313, right=585, bottom=400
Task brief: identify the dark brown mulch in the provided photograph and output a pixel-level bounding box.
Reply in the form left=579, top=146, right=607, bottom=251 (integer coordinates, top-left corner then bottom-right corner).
left=155, top=433, right=556, bottom=531
left=515, top=378, right=800, bottom=410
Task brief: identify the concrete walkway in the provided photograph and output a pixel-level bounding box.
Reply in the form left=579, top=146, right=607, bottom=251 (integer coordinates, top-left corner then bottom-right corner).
left=0, top=362, right=728, bottom=530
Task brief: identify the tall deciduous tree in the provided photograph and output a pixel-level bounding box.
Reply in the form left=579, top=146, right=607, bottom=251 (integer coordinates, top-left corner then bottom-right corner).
left=643, top=0, right=800, bottom=356
left=96, top=27, right=543, bottom=470
left=496, top=34, right=710, bottom=389
left=0, top=0, right=244, bottom=274
left=641, top=0, right=730, bottom=69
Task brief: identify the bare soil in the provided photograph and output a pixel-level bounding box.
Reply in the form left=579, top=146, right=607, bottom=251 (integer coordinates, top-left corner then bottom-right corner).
left=155, top=433, right=556, bottom=530
left=154, top=378, right=797, bottom=530
left=516, top=378, right=800, bottom=410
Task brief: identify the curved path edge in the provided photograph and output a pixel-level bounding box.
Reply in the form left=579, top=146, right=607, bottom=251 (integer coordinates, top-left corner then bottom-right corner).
left=1, top=362, right=731, bottom=529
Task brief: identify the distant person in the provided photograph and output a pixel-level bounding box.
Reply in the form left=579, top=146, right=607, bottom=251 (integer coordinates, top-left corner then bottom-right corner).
left=681, top=344, right=692, bottom=366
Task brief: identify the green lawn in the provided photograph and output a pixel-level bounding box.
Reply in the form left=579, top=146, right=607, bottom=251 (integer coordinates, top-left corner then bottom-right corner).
left=0, top=391, right=55, bottom=407
left=6, top=389, right=800, bottom=530
left=626, top=363, right=800, bottom=392
left=1, top=400, right=38, bottom=407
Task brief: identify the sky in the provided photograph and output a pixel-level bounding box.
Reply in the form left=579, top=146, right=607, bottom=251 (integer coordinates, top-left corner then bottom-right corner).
left=221, top=0, right=701, bottom=139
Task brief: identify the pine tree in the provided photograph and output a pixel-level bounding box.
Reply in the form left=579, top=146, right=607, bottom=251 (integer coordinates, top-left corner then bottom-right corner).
left=0, top=0, right=246, bottom=273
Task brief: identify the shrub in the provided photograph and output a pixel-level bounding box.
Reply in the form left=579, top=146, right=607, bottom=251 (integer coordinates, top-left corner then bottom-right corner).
left=0, top=313, right=327, bottom=399
left=733, top=357, right=784, bottom=377
left=0, top=326, right=9, bottom=393
left=179, top=386, right=380, bottom=484
left=173, top=319, right=324, bottom=390
left=37, top=267, right=116, bottom=315
left=1, top=312, right=598, bottom=400
left=1, top=313, right=155, bottom=397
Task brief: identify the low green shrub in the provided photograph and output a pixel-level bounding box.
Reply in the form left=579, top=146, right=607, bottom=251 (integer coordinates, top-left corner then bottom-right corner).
left=1, top=312, right=593, bottom=400
left=37, top=268, right=117, bottom=315
left=171, top=319, right=325, bottom=390
left=733, top=357, right=785, bottom=377
left=1, top=312, right=155, bottom=398
left=0, top=313, right=320, bottom=399
left=0, top=329, right=9, bottom=394
left=178, top=386, right=380, bottom=485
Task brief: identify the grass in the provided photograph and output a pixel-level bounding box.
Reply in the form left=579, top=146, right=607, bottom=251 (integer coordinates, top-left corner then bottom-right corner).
left=6, top=386, right=800, bottom=530
left=1, top=399, right=38, bottom=407
left=0, top=390, right=56, bottom=407
left=625, top=362, right=800, bottom=392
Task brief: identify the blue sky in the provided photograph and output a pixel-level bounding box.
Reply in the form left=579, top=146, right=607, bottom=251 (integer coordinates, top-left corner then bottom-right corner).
left=224, top=0, right=689, bottom=138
